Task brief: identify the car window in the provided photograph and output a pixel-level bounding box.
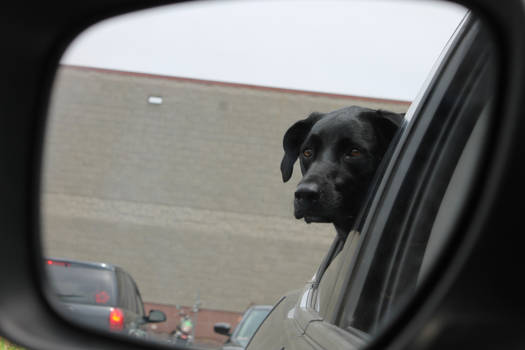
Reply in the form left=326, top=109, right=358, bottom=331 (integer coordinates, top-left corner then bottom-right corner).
left=116, top=269, right=139, bottom=314
left=232, top=308, right=271, bottom=347
left=40, top=0, right=468, bottom=346
left=337, top=18, right=496, bottom=335
left=46, top=261, right=117, bottom=306
left=126, top=275, right=143, bottom=316
left=134, top=285, right=145, bottom=317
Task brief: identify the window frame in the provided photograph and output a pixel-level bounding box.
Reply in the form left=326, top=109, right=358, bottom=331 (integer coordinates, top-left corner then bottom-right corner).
left=372, top=50, right=495, bottom=332
left=335, top=16, right=496, bottom=333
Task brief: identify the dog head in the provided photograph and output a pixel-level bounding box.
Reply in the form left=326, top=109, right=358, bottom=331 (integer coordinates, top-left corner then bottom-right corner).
left=281, top=106, right=404, bottom=232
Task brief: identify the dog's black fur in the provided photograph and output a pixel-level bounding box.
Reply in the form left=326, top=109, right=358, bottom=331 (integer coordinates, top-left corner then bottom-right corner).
left=281, top=106, right=404, bottom=238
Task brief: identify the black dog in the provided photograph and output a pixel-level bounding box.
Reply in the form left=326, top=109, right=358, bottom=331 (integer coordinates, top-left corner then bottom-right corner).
left=280, top=106, right=404, bottom=238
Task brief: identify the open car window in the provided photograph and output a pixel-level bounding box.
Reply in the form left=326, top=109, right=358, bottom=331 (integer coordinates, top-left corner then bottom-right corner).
left=338, top=17, right=497, bottom=335
left=246, top=14, right=498, bottom=350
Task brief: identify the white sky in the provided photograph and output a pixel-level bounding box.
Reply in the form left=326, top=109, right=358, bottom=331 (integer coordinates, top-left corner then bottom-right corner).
left=62, top=0, right=467, bottom=101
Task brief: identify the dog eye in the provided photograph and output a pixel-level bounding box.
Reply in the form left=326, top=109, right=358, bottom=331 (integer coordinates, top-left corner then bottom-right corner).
left=350, top=148, right=361, bottom=156
left=302, top=149, right=313, bottom=158
left=344, top=148, right=361, bottom=161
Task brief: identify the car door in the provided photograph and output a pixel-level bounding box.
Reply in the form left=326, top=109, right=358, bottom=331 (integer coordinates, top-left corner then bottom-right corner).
left=248, top=13, right=497, bottom=350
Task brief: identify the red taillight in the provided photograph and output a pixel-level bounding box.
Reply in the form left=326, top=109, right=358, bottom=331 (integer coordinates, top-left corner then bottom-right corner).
left=109, top=308, right=124, bottom=331
left=46, top=260, right=70, bottom=267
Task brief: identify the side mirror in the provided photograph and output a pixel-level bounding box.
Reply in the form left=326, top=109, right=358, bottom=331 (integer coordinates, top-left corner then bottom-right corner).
left=146, top=309, right=166, bottom=323
left=214, top=322, right=232, bottom=336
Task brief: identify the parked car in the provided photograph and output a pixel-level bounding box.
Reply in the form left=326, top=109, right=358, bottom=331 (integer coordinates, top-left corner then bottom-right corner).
left=45, top=258, right=166, bottom=339
left=214, top=305, right=272, bottom=350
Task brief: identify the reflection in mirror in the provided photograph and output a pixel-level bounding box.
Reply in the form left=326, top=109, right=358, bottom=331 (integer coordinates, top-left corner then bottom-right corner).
left=42, top=0, right=466, bottom=347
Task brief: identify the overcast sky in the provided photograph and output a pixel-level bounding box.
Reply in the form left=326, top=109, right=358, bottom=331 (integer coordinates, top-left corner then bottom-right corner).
left=62, top=0, right=467, bottom=101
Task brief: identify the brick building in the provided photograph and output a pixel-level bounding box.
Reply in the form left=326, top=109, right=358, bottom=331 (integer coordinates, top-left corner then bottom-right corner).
left=42, top=65, right=409, bottom=344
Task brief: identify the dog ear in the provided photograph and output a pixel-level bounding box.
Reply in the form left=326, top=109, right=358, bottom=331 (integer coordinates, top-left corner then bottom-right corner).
left=371, top=109, right=405, bottom=146
left=280, top=112, right=324, bottom=182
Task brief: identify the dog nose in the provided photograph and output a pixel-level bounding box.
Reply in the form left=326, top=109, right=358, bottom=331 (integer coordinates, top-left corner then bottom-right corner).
left=295, top=183, right=320, bottom=202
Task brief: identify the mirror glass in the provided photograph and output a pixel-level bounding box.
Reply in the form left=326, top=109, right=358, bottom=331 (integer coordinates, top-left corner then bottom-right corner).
left=42, top=0, right=468, bottom=347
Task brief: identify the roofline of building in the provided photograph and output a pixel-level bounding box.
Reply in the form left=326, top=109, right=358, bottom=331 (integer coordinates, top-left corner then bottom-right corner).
left=61, top=64, right=412, bottom=106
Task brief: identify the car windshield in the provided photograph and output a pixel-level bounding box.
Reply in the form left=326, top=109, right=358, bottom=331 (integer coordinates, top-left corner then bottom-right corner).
left=46, top=262, right=117, bottom=306
left=232, top=308, right=271, bottom=347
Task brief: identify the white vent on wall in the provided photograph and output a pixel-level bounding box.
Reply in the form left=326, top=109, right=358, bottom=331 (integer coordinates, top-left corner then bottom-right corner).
left=147, top=96, right=163, bottom=105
